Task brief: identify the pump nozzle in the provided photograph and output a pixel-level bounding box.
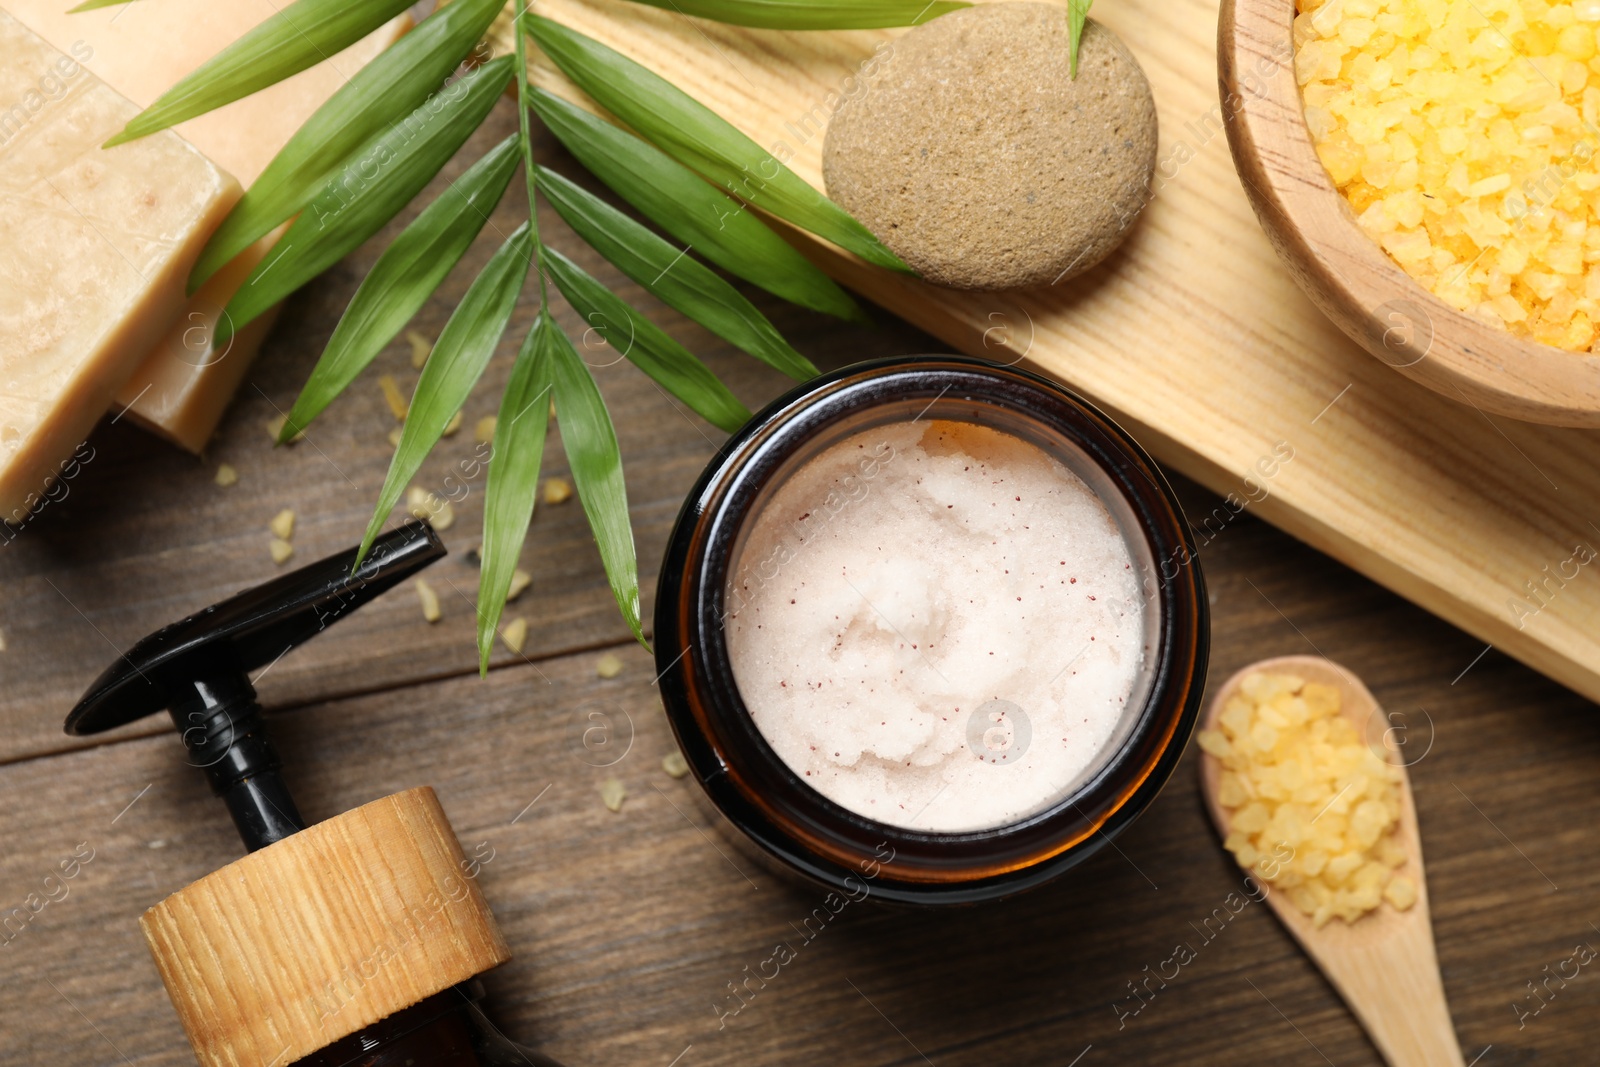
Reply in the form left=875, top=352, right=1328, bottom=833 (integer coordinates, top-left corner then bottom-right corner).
left=65, top=521, right=446, bottom=850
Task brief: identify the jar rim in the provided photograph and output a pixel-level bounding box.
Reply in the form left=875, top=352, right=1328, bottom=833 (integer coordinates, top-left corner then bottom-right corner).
left=655, top=356, right=1209, bottom=905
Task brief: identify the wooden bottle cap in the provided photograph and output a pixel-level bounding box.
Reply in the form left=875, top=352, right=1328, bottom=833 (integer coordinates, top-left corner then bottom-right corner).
left=140, top=787, right=510, bottom=1067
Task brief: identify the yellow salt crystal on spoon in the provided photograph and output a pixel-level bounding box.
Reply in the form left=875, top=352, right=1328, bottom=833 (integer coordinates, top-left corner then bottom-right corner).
left=1207, top=669, right=1411, bottom=927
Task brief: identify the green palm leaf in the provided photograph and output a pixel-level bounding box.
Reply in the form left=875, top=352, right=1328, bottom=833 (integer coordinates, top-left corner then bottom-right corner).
left=358, top=222, right=535, bottom=564
left=615, top=0, right=967, bottom=28
left=219, top=55, right=515, bottom=342
left=545, top=247, right=750, bottom=433
left=548, top=322, right=647, bottom=648
left=104, top=0, right=414, bottom=146
left=279, top=135, right=522, bottom=443
left=478, top=314, right=556, bottom=673
left=190, top=0, right=506, bottom=292
left=528, top=87, right=863, bottom=322
left=537, top=165, right=818, bottom=381
left=1068, top=0, right=1095, bottom=78
left=95, top=0, right=899, bottom=660
left=524, top=14, right=910, bottom=274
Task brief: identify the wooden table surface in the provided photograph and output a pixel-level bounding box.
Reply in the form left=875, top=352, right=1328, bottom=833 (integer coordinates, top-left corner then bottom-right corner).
left=3, top=97, right=1596, bottom=1067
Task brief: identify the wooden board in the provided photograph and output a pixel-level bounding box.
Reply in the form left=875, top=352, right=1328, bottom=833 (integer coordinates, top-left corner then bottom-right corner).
left=522, top=0, right=1600, bottom=705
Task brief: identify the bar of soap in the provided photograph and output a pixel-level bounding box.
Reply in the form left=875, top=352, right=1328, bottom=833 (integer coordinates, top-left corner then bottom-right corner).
left=11, top=2, right=410, bottom=452
left=0, top=11, right=238, bottom=519
left=112, top=227, right=287, bottom=452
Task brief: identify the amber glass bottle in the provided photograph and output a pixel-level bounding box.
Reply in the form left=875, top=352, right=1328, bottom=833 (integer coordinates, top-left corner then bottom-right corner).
left=67, top=524, right=566, bottom=1067
left=293, top=982, right=563, bottom=1067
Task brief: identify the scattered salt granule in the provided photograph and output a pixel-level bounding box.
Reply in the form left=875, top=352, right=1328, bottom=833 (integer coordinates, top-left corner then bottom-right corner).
left=500, top=616, right=528, bottom=654
left=407, top=329, right=432, bottom=369
left=379, top=375, right=408, bottom=422
left=507, top=569, right=532, bottom=601
left=407, top=487, right=455, bottom=531
left=543, top=477, right=573, bottom=505
left=266, top=414, right=304, bottom=444
left=415, top=579, right=441, bottom=624
left=269, top=508, right=295, bottom=541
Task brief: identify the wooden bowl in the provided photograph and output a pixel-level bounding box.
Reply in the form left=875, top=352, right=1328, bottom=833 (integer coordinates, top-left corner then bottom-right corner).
left=1220, top=0, right=1600, bottom=427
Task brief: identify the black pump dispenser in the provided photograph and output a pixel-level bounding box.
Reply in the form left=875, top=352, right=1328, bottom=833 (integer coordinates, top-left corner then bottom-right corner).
left=63, top=522, right=574, bottom=1067
left=65, top=520, right=446, bottom=850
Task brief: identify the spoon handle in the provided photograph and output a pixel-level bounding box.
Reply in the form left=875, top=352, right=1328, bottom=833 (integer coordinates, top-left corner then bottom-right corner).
left=1312, top=914, right=1465, bottom=1067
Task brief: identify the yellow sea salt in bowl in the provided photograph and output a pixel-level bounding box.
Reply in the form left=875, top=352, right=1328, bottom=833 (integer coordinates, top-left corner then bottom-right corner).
left=1299, top=0, right=1600, bottom=352
left=1222, top=0, right=1600, bottom=427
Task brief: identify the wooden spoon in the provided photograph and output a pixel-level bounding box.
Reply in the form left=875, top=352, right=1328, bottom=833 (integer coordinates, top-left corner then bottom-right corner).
left=1198, top=655, right=1463, bottom=1067
left=1219, top=0, right=1600, bottom=428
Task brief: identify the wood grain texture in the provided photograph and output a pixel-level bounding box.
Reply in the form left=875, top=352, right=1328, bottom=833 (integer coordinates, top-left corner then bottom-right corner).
left=1222, top=0, right=1600, bottom=427
left=143, top=787, right=509, bottom=1067
left=2, top=7, right=1598, bottom=1066
left=515, top=0, right=1600, bottom=708
left=1200, top=656, right=1463, bottom=1067
left=3, top=509, right=1598, bottom=1066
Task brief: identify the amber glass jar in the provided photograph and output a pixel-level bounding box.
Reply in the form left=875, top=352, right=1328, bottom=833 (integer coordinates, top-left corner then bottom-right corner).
left=655, top=357, right=1208, bottom=905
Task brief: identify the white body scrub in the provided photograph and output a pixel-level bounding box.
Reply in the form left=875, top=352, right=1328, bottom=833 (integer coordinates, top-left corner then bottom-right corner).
left=725, top=420, right=1148, bottom=833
